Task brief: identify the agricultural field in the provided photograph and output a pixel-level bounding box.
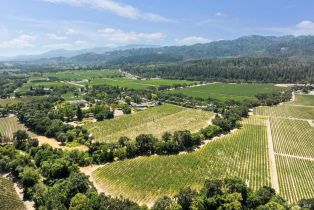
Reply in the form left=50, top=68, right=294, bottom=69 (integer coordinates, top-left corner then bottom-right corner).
left=0, top=117, right=29, bottom=139
left=92, top=117, right=270, bottom=204
left=16, top=81, right=79, bottom=94
left=44, top=69, right=122, bottom=80
left=289, top=94, right=314, bottom=106
left=0, top=177, right=25, bottom=210
left=84, top=104, right=214, bottom=142
left=276, top=156, right=314, bottom=204
left=0, top=96, right=42, bottom=106
left=254, top=105, right=314, bottom=119
left=79, top=77, right=194, bottom=90
left=271, top=118, right=314, bottom=157
left=169, top=83, right=286, bottom=101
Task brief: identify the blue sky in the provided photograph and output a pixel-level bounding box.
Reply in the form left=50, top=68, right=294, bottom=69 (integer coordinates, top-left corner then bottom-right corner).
left=0, top=0, right=314, bottom=56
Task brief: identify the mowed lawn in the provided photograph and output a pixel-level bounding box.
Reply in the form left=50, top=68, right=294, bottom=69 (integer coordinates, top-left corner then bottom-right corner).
left=44, top=69, right=122, bottom=80
left=169, top=83, right=286, bottom=101
left=92, top=117, right=270, bottom=205
left=84, top=104, right=214, bottom=142
left=79, top=78, right=194, bottom=90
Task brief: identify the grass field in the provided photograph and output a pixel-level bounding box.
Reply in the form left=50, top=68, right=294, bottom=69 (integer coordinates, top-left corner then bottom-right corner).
left=0, top=177, right=25, bottom=210
left=79, top=78, right=194, bottom=90
left=44, top=69, right=122, bottom=80
left=271, top=118, right=314, bottom=158
left=169, top=83, right=286, bottom=101
left=254, top=105, right=314, bottom=119
left=84, top=104, right=214, bottom=142
left=0, top=117, right=29, bottom=139
left=290, top=94, right=314, bottom=106
left=0, top=96, right=42, bottom=106
left=92, top=117, right=270, bottom=204
left=276, top=156, right=314, bottom=204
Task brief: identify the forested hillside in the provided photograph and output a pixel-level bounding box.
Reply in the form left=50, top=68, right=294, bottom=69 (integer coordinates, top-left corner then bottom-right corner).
left=124, top=57, right=314, bottom=83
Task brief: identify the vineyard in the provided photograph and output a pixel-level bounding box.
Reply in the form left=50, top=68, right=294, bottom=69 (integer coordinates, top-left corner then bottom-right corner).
left=79, top=77, right=194, bottom=90
left=92, top=117, right=270, bottom=204
left=0, top=177, right=25, bottom=210
left=276, top=156, right=314, bottom=204
left=44, top=69, right=122, bottom=80
left=254, top=105, right=314, bottom=119
left=0, top=117, right=28, bottom=140
left=254, top=94, right=314, bottom=204
left=169, top=83, right=285, bottom=101
left=85, top=104, right=214, bottom=142
left=271, top=118, right=314, bottom=157
left=289, top=94, right=314, bottom=106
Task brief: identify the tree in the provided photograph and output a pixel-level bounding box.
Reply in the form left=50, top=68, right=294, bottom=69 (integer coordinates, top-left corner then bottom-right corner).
left=135, top=134, right=158, bottom=155
left=175, top=187, right=197, bottom=210
left=153, top=196, right=174, bottom=210
left=122, top=104, right=132, bottom=114
left=69, top=193, right=91, bottom=210
left=19, top=167, right=41, bottom=198
left=13, top=130, right=29, bottom=149
left=20, top=167, right=41, bottom=189
left=76, top=106, right=83, bottom=121
left=173, top=130, right=193, bottom=149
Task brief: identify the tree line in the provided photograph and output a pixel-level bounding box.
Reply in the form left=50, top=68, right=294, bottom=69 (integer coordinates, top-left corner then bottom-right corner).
left=123, top=57, right=314, bottom=83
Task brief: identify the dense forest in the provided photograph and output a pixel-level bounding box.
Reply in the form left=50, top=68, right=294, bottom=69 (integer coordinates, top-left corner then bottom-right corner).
left=123, top=57, right=314, bottom=83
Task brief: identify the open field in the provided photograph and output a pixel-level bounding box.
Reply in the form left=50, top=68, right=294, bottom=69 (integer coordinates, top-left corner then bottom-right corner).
left=44, top=69, right=122, bottom=80
left=79, top=77, right=194, bottom=90
left=0, top=117, right=29, bottom=139
left=0, top=96, right=42, bottom=106
left=92, top=117, right=270, bottom=204
left=254, top=105, right=314, bottom=119
left=85, top=104, right=214, bottom=142
left=289, top=94, right=314, bottom=106
left=271, top=118, right=314, bottom=158
left=0, top=177, right=25, bottom=210
left=169, top=83, right=286, bottom=101
left=276, top=156, right=314, bottom=204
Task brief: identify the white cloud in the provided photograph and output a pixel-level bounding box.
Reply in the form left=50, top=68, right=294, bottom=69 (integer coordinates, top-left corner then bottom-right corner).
left=268, top=20, right=314, bottom=35
left=65, top=28, right=79, bottom=35
left=43, top=0, right=174, bottom=22
left=98, top=27, right=163, bottom=43
left=175, top=36, right=210, bottom=45
left=215, top=12, right=227, bottom=17
left=296, top=20, right=314, bottom=30
left=0, top=34, right=35, bottom=49
left=46, top=33, right=67, bottom=40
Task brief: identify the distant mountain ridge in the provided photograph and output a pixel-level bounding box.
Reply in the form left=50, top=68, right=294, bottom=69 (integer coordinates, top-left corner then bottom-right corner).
left=3, top=35, right=314, bottom=65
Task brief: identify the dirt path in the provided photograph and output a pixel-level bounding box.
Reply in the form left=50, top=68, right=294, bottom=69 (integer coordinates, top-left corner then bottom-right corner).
left=266, top=118, right=280, bottom=193
left=308, top=120, right=314, bottom=127
left=79, top=165, right=107, bottom=193
left=275, top=153, right=314, bottom=161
